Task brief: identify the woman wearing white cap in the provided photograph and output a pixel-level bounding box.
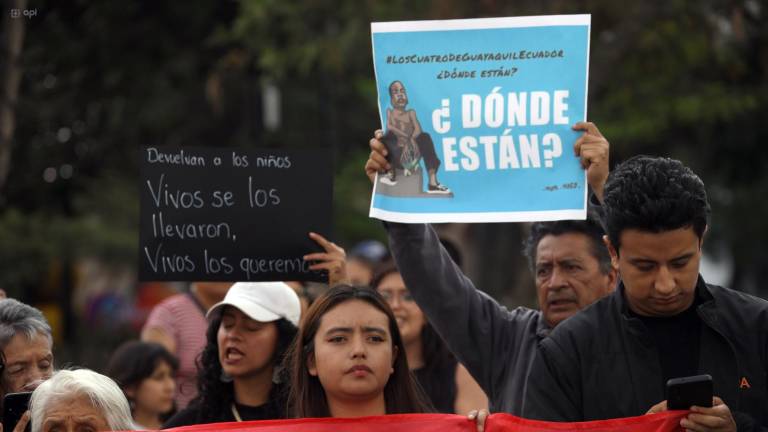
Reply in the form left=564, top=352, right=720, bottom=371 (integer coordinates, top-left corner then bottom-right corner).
left=163, top=282, right=301, bottom=427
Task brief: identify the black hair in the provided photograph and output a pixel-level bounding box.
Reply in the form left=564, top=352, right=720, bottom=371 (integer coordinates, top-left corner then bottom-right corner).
left=105, top=341, right=179, bottom=414
left=523, top=214, right=612, bottom=274
left=603, top=155, right=710, bottom=251
left=191, top=313, right=297, bottom=422
left=388, top=80, right=404, bottom=96
left=287, top=281, right=316, bottom=308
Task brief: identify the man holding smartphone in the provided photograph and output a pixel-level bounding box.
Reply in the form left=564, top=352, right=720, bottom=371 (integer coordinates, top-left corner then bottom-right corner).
left=523, top=156, right=767, bottom=431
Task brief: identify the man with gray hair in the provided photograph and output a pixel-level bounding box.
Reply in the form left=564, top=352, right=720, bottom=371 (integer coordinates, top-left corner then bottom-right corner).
left=0, top=299, right=54, bottom=411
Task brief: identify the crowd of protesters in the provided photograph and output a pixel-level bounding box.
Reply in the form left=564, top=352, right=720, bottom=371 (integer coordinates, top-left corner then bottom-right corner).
left=0, top=122, right=765, bottom=432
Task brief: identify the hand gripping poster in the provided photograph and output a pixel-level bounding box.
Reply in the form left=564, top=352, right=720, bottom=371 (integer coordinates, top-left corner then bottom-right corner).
left=369, top=15, right=591, bottom=223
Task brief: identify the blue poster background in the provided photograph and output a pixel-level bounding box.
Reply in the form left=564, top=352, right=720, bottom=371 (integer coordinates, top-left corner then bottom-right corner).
left=370, top=18, right=590, bottom=221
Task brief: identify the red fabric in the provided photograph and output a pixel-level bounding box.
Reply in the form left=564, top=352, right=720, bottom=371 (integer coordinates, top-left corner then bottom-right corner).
left=163, top=413, right=473, bottom=432
left=486, top=412, right=688, bottom=432
left=155, top=411, right=688, bottom=432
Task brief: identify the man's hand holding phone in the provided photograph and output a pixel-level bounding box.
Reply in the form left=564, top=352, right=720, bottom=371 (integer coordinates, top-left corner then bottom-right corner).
left=645, top=374, right=736, bottom=432
left=647, top=397, right=736, bottom=432
left=680, top=397, right=736, bottom=432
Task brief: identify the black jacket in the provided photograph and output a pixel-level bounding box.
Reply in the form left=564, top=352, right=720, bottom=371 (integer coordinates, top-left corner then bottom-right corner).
left=387, top=222, right=547, bottom=414
left=523, top=277, right=768, bottom=431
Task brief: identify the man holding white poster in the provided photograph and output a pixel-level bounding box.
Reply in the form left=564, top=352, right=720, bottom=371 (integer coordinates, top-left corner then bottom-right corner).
left=369, top=15, right=592, bottom=223
left=364, top=119, right=612, bottom=416
left=366, top=15, right=613, bottom=416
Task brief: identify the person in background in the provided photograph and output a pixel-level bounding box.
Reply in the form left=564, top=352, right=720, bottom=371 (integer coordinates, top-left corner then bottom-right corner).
left=285, top=281, right=312, bottom=319
left=288, top=285, right=430, bottom=418
left=141, top=229, right=347, bottom=410
left=0, top=299, right=54, bottom=412
left=141, top=281, right=232, bottom=409
left=29, top=369, right=136, bottom=432
left=105, top=340, right=178, bottom=430
left=372, top=261, right=487, bottom=414
left=344, top=240, right=389, bottom=286
left=162, top=282, right=300, bottom=427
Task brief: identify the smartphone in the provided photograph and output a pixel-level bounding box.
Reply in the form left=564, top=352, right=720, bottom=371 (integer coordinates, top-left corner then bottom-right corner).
left=666, top=374, right=713, bottom=410
left=2, top=391, right=32, bottom=432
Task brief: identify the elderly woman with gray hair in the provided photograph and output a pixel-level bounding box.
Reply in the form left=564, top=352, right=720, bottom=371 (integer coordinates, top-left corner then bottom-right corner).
left=0, top=299, right=54, bottom=410
left=25, top=369, right=136, bottom=432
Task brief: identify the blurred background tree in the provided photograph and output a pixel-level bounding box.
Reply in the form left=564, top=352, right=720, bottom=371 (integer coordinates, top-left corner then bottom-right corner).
left=0, top=0, right=766, bottom=367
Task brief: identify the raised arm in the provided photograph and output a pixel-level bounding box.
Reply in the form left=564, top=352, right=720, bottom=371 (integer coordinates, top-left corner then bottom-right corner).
left=573, top=121, right=609, bottom=203
left=365, top=130, right=535, bottom=404
left=303, top=231, right=349, bottom=287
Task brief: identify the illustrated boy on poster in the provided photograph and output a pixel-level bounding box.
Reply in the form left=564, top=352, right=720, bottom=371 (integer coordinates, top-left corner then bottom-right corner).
left=381, top=80, right=451, bottom=195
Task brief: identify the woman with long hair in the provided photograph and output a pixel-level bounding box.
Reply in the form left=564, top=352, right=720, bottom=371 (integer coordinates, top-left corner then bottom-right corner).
left=372, top=261, right=488, bottom=414
left=163, top=282, right=300, bottom=427
left=105, top=341, right=178, bottom=430
left=288, top=284, right=431, bottom=418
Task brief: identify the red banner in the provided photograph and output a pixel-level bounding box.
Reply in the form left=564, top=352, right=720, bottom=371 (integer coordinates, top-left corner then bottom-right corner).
left=159, top=411, right=687, bottom=432
left=487, top=412, right=687, bottom=432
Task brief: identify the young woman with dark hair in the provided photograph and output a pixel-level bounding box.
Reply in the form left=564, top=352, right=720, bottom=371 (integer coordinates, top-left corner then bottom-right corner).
left=372, top=261, right=487, bottom=414
left=288, top=285, right=431, bottom=418
left=105, top=341, right=178, bottom=430
left=163, top=282, right=301, bottom=427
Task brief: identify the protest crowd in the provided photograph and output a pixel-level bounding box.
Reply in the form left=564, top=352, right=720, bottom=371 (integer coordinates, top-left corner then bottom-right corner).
left=0, top=121, right=765, bottom=432
left=1, top=6, right=767, bottom=432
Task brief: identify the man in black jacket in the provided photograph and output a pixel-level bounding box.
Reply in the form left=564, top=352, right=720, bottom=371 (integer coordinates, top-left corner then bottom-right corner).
left=523, top=156, right=767, bottom=431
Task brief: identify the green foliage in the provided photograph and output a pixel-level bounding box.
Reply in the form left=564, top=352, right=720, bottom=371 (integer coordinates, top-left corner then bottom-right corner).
left=333, top=149, right=386, bottom=246
left=1, top=0, right=768, bottom=296
left=0, top=209, right=58, bottom=290
left=0, top=173, right=138, bottom=290
left=585, top=1, right=768, bottom=292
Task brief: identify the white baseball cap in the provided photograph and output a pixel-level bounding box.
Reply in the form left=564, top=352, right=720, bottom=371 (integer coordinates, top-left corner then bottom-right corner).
left=206, top=282, right=301, bottom=327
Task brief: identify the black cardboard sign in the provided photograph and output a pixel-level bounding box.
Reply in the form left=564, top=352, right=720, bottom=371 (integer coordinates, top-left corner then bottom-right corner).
left=139, top=147, right=333, bottom=282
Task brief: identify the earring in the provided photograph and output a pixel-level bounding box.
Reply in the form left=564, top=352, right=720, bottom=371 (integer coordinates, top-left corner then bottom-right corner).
left=272, top=365, right=284, bottom=384
left=220, top=370, right=233, bottom=383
